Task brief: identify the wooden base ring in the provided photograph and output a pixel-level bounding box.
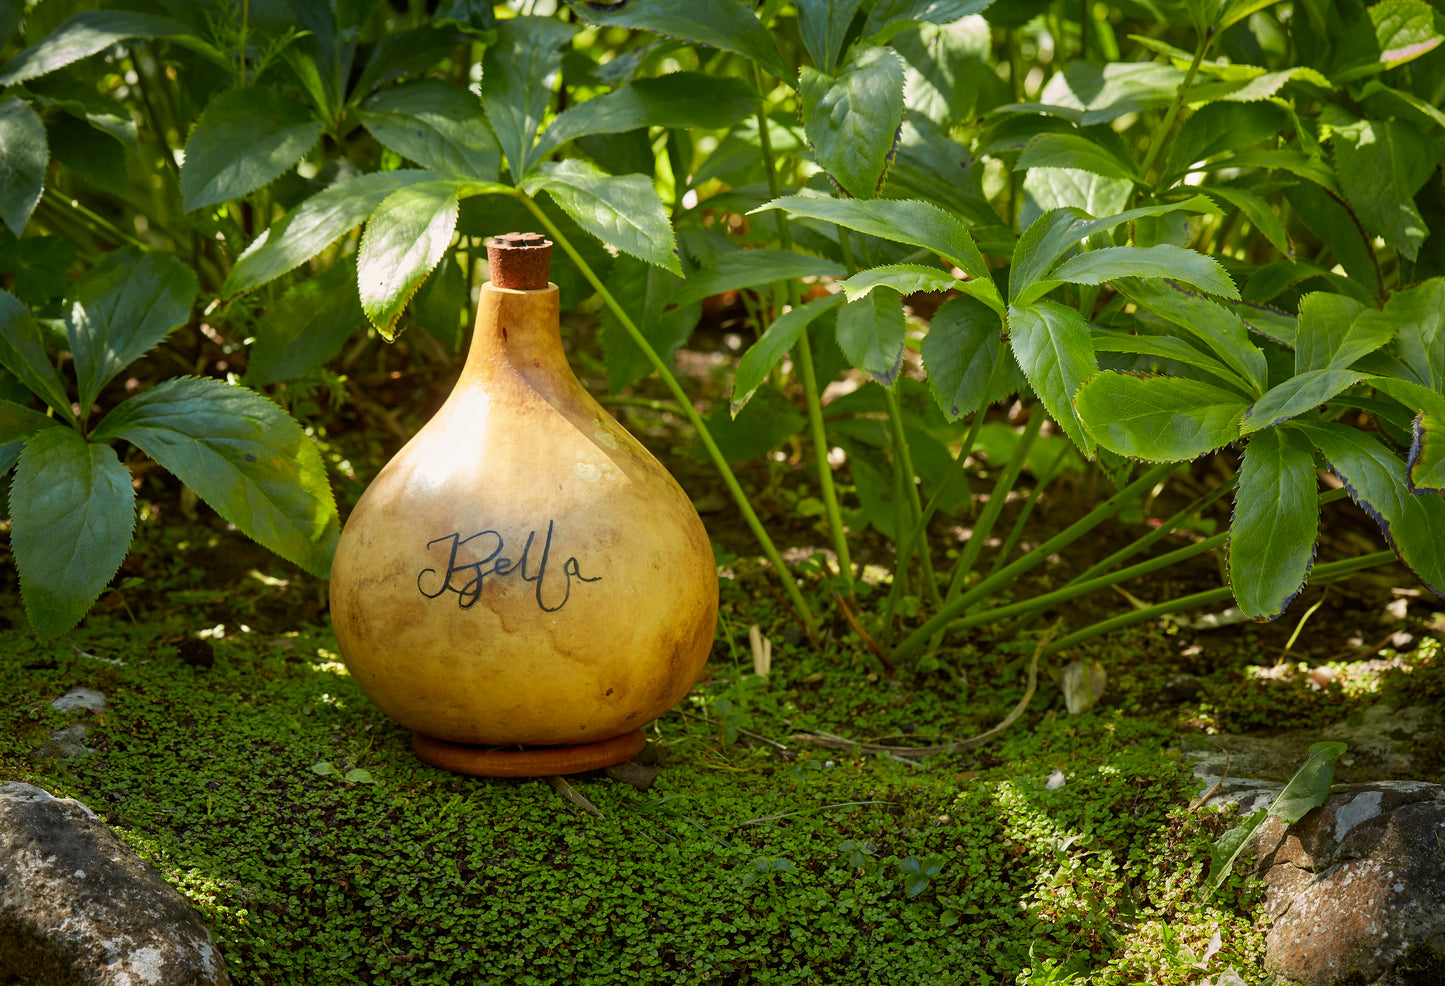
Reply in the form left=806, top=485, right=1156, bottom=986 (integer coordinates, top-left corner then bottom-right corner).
left=410, top=728, right=646, bottom=777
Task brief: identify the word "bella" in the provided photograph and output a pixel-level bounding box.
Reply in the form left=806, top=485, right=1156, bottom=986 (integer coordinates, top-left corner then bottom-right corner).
left=417, top=520, right=601, bottom=613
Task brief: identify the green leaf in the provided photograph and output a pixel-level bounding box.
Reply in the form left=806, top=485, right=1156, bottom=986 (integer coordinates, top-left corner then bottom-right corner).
left=1023, top=167, right=1132, bottom=220
left=343, top=768, right=375, bottom=784
left=310, top=761, right=340, bottom=777
left=797, top=0, right=862, bottom=75
left=732, top=293, right=844, bottom=415
left=524, top=160, right=681, bottom=275
left=0, top=290, right=75, bottom=424
left=1022, top=244, right=1238, bottom=306
left=1091, top=329, right=1251, bottom=394
left=358, top=80, right=500, bottom=182
left=1294, top=420, right=1445, bottom=596
left=1229, top=427, right=1320, bottom=619
left=224, top=170, right=438, bottom=296
left=356, top=180, right=460, bottom=339
left=0, top=398, right=57, bottom=445
left=920, top=294, right=1023, bottom=421
left=1379, top=278, right=1445, bottom=389
left=0, top=10, right=188, bottom=86
left=1073, top=372, right=1247, bottom=461
left=1162, top=102, right=1290, bottom=184
left=702, top=385, right=807, bottom=462
left=1240, top=369, right=1370, bottom=434
left=1332, top=117, right=1439, bottom=263
left=597, top=254, right=698, bottom=393
left=668, top=249, right=844, bottom=309
left=0, top=98, right=46, bottom=236
left=1410, top=411, right=1445, bottom=493
left=1007, top=301, right=1097, bottom=456
left=1194, top=185, right=1292, bottom=259
left=1284, top=183, right=1382, bottom=299
left=840, top=264, right=958, bottom=301
left=1032, top=61, right=1184, bottom=125
left=9, top=428, right=134, bottom=639
left=92, top=377, right=339, bottom=579
left=1295, top=292, right=1396, bottom=372
left=1332, top=0, right=1445, bottom=82
left=481, top=16, right=577, bottom=180
left=536, top=73, right=759, bottom=161
left=563, top=0, right=789, bottom=81
left=862, top=0, right=996, bottom=43
left=180, top=88, right=322, bottom=213
left=1016, top=133, right=1137, bottom=183
left=66, top=248, right=198, bottom=412
left=244, top=264, right=365, bottom=386
left=799, top=46, right=906, bottom=199
left=836, top=290, right=907, bottom=386
left=753, top=189, right=994, bottom=301
left=350, top=24, right=470, bottom=100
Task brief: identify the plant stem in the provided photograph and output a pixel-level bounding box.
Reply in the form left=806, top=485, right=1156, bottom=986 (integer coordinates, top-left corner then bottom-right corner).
left=516, top=192, right=819, bottom=636
left=1139, top=27, right=1212, bottom=186
left=946, top=409, right=1044, bottom=599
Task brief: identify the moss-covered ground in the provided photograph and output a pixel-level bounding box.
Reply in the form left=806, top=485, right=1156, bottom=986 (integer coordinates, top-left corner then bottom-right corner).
left=3, top=509, right=1443, bottom=985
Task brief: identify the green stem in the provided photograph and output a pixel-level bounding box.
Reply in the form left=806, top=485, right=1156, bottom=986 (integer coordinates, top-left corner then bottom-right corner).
left=988, top=440, right=1070, bottom=577
left=946, top=409, right=1044, bottom=599
left=1139, top=27, right=1211, bottom=186
left=516, top=192, right=818, bottom=636
left=882, top=385, right=942, bottom=610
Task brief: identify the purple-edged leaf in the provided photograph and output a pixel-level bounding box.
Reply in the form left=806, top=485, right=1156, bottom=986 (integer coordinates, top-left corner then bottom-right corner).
left=92, top=377, right=338, bottom=579
left=1008, top=300, right=1097, bottom=456
left=836, top=290, right=906, bottom=386
left=1239, top=369, right=1370, bottom=435
left=840, top=264, right=958, bottom=301
left=0, top=98, right=46, bottom=236
left=1333, top=0, right=1445, bottom=82
left=1073, top=372, right=1247, bottom=461
left=524, top=159, right=681, bottom=276
left=1410, top=411, right=1445, bottom=493
left=1118, top=279, right=1267, bottom=392
left=1021, top=244, right=1238, bottom=307
left=1295, top=292, right=1396, bottom=372
left=732, top=293, right=844, bottom=416
left=66, top=248, right=198, bottom=411
left=0, top=10, right=188, bottom=86
left=180, top=87, right=322, bottom=213
left=1229, top=427, right=1320, bottom=620
left=9, top=428, right=134, bottom=639
left=1294, top=420, right=1445, bottom=597
left=0, top=290, right=75, bottom=424
left=356, top=180, right=460, bottom=339
left=920, top=295, right=1023, bottom=421
left=799, top=45, right=906, bottom=200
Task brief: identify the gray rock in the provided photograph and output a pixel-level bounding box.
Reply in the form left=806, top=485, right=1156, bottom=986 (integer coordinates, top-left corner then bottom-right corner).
left=0, top=782, right=231, bottom=986
left=31, top=724, right=93, bottom=763
left=51, top=689, right=106, bottom=714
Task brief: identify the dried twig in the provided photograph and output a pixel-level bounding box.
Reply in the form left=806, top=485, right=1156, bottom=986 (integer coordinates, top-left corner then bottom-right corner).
left=545, top=775, right=605, bottom=818
left=836, top=592, right=896, bottom=675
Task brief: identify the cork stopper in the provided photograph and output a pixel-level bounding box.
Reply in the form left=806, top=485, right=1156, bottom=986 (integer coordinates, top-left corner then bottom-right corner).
left=487, top=232, right=552, bottom=290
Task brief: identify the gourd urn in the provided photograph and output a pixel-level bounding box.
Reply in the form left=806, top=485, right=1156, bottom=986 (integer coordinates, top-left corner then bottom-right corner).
left=328, top=233, right=718, bottom=776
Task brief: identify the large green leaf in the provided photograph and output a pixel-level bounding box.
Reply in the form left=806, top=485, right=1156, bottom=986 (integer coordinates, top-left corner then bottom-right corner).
left=1294, top=292, right=1396, bottom=372
left=836, top=290, right=907, bottom=386
left=0, top=98, right=46, bottom=236
left=1295, top=420, right=1445, bottom=596
left=1091, top=329, right=1251, bottom=394
left=1021, top=244, right=1237, bottom=307
left=893, top=16, right=996, bottom=131
left=1160, top=101, right=1288, bottom=185
left=1410, top=410, right=1445, bottom=493
left=224, top=170, right=438, bottom=296
left=9, top=427, right=134, bottom=639
left=0, top=398, right=57, bottom=445
left=1016, top=133, right=1137, bottom=183
left=0, top=10, right=188, bottom=86
left=732, top=293, right=844, bottom=415
left=862, top=0, right=997, bottom=43
left=536, top=73, right=759, bottom=161
left=1023, top=167, right=1132, bottom=220
left=180, top=88, right=323, bottom=213
left=669, top=249, right=844, bottom=309
left=797, top=0, right=863, bottom=75
left=1284, top=183, right=1382, bottom=300
left=1007, top=301, right=1097, bottom=455
left=920, top=294, right=1023, bottom=421
left=524, top=160, right=681, bottom=275
left=1032, top=61, right=1184, bottom=125
left=840, top=264, right=959, bottom=301
left=753, top=189, right=994, bottom=301
left=1379, top=278, right=1444, bottom=389
left=66, top=248, right=197, bottom=412
left=350, top=24, right=470, bottom=100
left=799, top=45, right=906, bottom=200
left=1194, top=185, right=1292, bottom=259
left=358, top=80, right=500, bottom=182
left=1332, top=0, right=1445, bottom=82
left=92, top=377, right=339, bottom=579
left=597, top=254, right=699, bottom=393
left=1074, top=372, right=1247, bottom=461
left=1332, top=116, right=1439, bottom=262
left=1229, top=427, right=1320, bottom=619
left=244, top=264, right=365, bottom=386
left=563, top=0, right=789, bottom=80
left=482, top=16, right=578, bottom=180
left=1240, top=369, right=1370, bottom=434
left=0, top=290, right=75, bottom=424
left=356, top=180, right=460, bottom=339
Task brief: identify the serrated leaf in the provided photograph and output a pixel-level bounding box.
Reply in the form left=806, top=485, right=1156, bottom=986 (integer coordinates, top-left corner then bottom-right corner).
left=66, top=248, right=197, bottom=412
left=524, top=159, right=681, bottom=275
left=358, top=80, right=500, bottom=182
left=0, top=98, right=46, bottom=236
left=1118, top=280, right=1268, bottom=393
left=92, top=378, right=339, bottom=579
left=0, top=290, right=76, bottom=424
left=669, top=249, right=845, bottom=309
left=1333, top=0, right=1445, bottom=82
left=1195, top=185, right=1292, bottom=259
left=1162, top=101, right=1289, bottom=184
left=799, top=45, right=906, bottom=199
left=356, top=180, right=460, bottom=338
left=1240, top=369, right=1369, bottom=434
left=1332, top=117, right=1439, bottom=262
left=180, top=88, right=322, bottom=213
left=1035, top=61, right=1185, bottom=125
left=836, top=290, right=906, bottom=386
left=1016, top=133, right=1137, bottom=182
left=1294, top=420, right=1445, bottom=596
left=0, top=10, right=188, bottom=86
left=797, top=0, right=862, bottom=74
left=1007, top=301, right=1097, bottom=456
left=840, top=264, right=958, bottom=301
left=732, top=293, right=844, bottom=415
left=1023, top=167, right=1132, bottom=220
left=224, top=170, right=438, bottom=296
left=1379, top=278, right=1444, bottom=390
left=563, top=0, right=789, bottom=80
left=597, top=254, right=698, bottom=393
left=920, top=294, right=1023, bottom=421
left=1023, top=244, right=1238, bottom=306
left=1409, top=411, right=1445, bottom=493
left=1295, top=292, right=1396, bottom=372
left=1091, top=329, right=1251, bottom=394
left=245, top=264, right=365, bottom=386
left=0, top=398, right=57, bottom=445
left=482, top=16, right=580, bottom=180
left=9, top=428, right=134, bottom=639
left=862, top=0, right=996, bottom=43
left=1074, top=372, right=1248, bottom=461
left=1230, top=427, right=1319, bottom=619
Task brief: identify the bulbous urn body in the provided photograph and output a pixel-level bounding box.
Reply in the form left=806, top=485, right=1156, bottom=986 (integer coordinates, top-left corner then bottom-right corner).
left=328, top=255, right=717, bottom=765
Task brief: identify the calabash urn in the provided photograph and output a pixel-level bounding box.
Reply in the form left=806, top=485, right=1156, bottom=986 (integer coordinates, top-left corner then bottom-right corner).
left=328, top=233, right=718, bottom=776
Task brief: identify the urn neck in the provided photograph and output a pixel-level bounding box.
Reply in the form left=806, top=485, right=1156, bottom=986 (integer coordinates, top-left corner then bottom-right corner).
left=462, top=280, right=568, bottom=386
